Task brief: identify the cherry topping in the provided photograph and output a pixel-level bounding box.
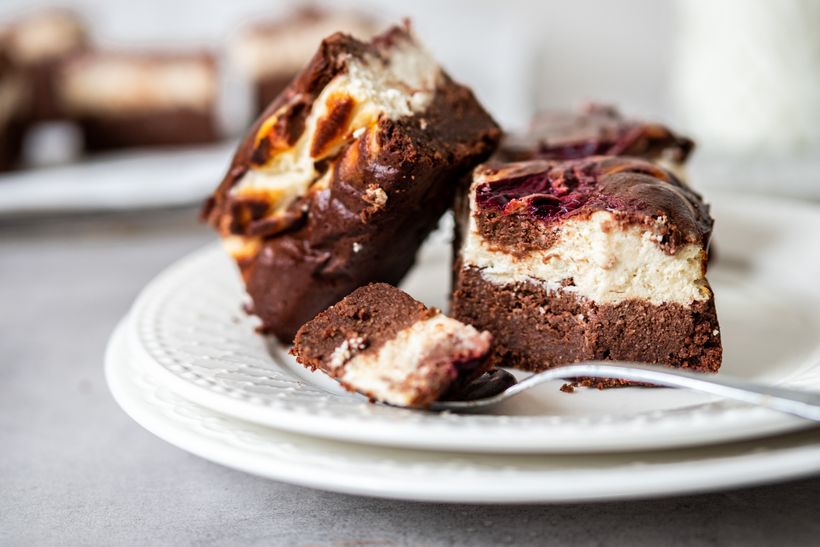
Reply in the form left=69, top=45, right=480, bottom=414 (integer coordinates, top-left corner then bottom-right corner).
left=476, top=161, right=602, bottom=221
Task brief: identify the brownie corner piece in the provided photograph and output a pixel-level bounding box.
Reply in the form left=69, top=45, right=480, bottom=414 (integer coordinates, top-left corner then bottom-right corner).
left=451, top=156, right=721, bottom=376
left=292, top=283, right=493, bottom=408
left=205, top=22, right=500, bottom=342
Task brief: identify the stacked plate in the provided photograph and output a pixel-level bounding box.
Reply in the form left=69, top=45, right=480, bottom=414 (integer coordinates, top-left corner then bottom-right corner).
left=105, top=191, right=820, bottom=503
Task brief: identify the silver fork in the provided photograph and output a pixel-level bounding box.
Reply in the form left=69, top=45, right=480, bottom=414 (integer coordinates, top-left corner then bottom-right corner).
left=431, top=361, right=820, bottom=421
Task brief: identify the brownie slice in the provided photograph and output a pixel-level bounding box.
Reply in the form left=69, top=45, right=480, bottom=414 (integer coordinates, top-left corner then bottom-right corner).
left=229, top=7, right=378, bottom=116
left=500, top=104, right=693, bottom=174
left=203, top=22, right=501, bottom=342
left=451, top=157, right=722, bottom=381
left=56, top=50, right=219, bottom=150
left=292, top=283, right=493, bottom=407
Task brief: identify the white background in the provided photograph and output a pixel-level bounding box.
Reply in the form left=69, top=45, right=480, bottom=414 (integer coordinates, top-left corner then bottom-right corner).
left=0, top=0, right=676, bottom=129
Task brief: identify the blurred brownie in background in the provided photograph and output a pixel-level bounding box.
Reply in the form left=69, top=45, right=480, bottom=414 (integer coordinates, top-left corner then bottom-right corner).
left=500, top=104, right=694, bottom=176
left=0, top=48, right=29, bottom=171
left=1, top=8, right=87, bottom=121
left=229, top=8, right=377, bottom=116
left=57, top=51, right=220, bottom=151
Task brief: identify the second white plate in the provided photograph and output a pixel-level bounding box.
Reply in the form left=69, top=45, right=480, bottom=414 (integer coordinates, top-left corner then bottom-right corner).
left=107, top=317, right=820, bottom=503
left=126, top=192, right=820, bottom=453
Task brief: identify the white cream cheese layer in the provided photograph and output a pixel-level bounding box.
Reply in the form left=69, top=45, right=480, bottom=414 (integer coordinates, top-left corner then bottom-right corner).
left=230, top=34, right=440, bottom=215
left=333, top=313, right=490, bottom=407
left=59, top=57, right=217, bottom=114
left=460, top=186, right=710, bottom=306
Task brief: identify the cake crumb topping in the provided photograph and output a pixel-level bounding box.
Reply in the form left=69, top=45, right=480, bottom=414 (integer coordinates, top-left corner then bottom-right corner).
left=364, top=185, right=388, bottom=208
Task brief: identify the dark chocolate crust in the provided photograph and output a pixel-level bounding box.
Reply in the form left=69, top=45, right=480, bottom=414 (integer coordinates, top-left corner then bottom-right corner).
left=451, top=265, right=722, bottom=375
left=500, top=104, right=693, bottom=164
left=77, top=109, right=218, bottom=151
left=473, top=157, right=713, bottom=256
left=204, top=24, right=501, bottom=342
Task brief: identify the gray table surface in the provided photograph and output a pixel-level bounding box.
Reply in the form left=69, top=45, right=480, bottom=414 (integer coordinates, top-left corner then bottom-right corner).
left=2, top=209, right=820, bottom=547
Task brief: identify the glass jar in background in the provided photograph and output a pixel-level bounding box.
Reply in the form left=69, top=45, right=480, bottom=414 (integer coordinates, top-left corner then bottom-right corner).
left=671, top=0, right=820, bottom=157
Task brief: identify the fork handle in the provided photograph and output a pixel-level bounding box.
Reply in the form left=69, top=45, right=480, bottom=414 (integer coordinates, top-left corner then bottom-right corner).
left=456, top=362, right=820, bottom=421
left=516, top=362, right=820, bottom=421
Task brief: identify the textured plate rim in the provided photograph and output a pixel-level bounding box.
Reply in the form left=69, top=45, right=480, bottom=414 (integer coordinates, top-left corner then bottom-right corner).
left=124, top=191, right=820, bottom=453
left=106, top=318, right=820, bottom=503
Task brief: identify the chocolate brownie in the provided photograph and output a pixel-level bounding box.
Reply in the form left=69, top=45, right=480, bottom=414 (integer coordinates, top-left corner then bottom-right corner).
left=451, top=157, right=722, bottom=378
left=230, top=7, right=378, bottom=116
left=292, top=283, right=494, bottom=407
left=204, top=23, right=501, bottom=342
left=500, top=104, right=694, bottom=174
left=57, top=51, right=219, bottom=151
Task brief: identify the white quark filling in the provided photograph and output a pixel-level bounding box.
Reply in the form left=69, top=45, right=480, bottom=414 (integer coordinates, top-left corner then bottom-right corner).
left=329, top=337, right=367, bottom=369
left=337, top=314, right=490, bottom=407
left=231, top=15, right=377, bottom=78
left=59, top=58, right=217, bottom=114
left=231, top=35, right=440, bottom=213
left=461, top=191, right=709, bottom=306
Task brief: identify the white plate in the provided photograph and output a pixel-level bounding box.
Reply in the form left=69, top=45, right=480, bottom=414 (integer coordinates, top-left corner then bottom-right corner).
left=0, top=143, right=234, bottom=216
left=106, top=318, right=820, bottom=503
left=125, top=192, right=820, bottom=453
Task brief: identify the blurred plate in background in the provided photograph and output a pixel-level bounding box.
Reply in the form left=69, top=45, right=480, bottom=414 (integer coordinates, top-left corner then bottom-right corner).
left=0, top=142, right=234, bottom=217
